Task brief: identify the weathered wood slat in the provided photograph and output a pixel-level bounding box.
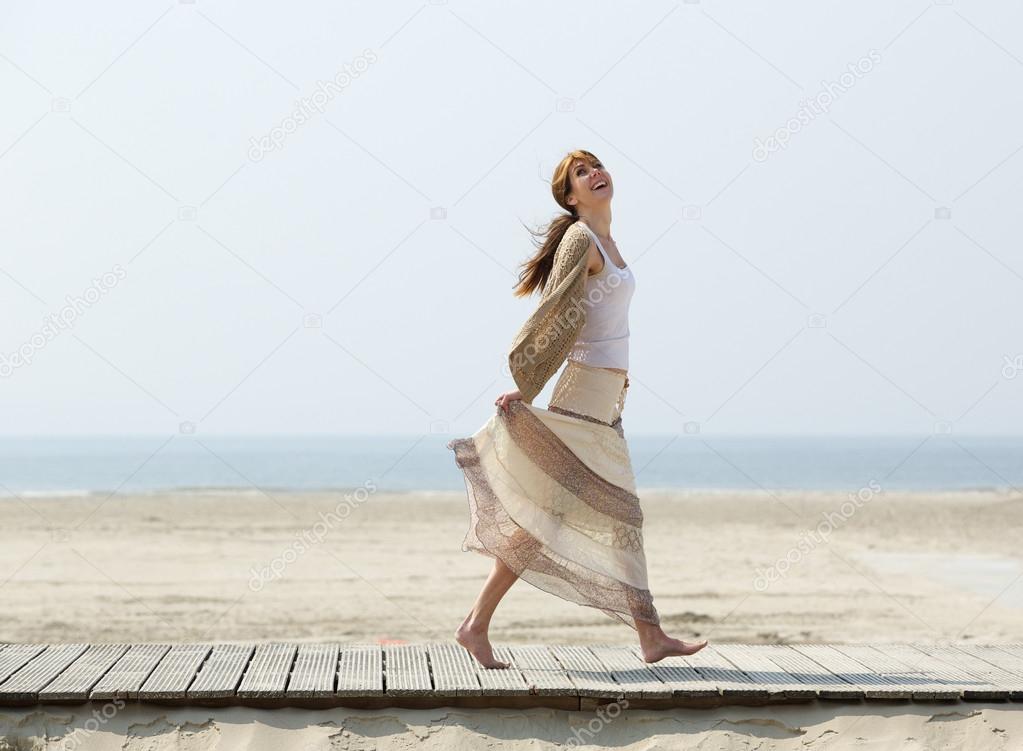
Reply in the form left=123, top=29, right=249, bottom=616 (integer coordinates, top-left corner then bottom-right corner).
left=337, top=644, right=383, bottom=697
left=588, top=645, right=671, bottom=699
left=549, top=645, right=622, bottom=698
left=506, top=645, right=577, bottom=696
left=628, top=647, right=719, bottom=698
left=684, top=645, right=769, bottom=698
left=791, top=644, right=909, bottom=699
left=237, top=643, right=297, bottom=699
left=91, top=644, right=170, bottom=700
left=0, top=645, right=48, bottom=686
left=472, top=646, right=532, bottom=696
left=920, top=644, right=1023, bottom=697
left=0, top=644, right=89, bottom=701
left=138, top=644, right=211, bottom=700
left=871, top=643, right=1006, bottom=700
left=426, top=642, right=482, bottom=697
left=384, top=644, right=431, bottom=696
left=286, top=643, right=338, bottom=699
left=832, top=644, right=961, bottom=700
left=958, top=644, right=1023, bottom=681
left=188, top=644, right=254, bottom=699
left=995, top=644, right=1023, bottom=663
left=39, top=644, right=130, bottom=701
left=713, top=644, right=817, bottom=699
left=754, top=646, right=863, bottom=699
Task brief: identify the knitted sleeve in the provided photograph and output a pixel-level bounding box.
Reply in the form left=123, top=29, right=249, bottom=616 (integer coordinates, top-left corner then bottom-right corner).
left=507, top=224, right=592, bottom=404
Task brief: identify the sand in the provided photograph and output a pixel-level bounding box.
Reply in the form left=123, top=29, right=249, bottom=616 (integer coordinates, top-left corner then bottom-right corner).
left=2, top=487, right=1022, bottom=748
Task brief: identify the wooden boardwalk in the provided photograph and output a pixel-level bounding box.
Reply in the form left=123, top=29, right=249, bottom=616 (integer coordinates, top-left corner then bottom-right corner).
left=1, top=642, right=1022, bottom=710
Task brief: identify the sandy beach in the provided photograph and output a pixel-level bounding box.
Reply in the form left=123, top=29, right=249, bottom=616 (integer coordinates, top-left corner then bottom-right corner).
left=2, top=488, right=1022, bottom=747
left=4, top=488, right=1022, bottom=645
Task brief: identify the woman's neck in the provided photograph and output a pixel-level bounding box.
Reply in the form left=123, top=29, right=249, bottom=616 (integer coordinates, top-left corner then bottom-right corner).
left=577, top=212, right=612, bottom=240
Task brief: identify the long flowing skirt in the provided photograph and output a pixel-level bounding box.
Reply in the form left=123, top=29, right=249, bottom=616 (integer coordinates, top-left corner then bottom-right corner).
left=447, top=359, right=660, bottom=629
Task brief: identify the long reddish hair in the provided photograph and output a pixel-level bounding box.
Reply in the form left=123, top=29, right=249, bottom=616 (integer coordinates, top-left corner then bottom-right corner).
left=512, top=149, right=601, bottom=297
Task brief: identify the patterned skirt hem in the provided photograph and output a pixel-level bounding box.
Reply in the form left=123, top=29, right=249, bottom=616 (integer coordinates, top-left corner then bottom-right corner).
left=447, top=408, right=660, bottom=630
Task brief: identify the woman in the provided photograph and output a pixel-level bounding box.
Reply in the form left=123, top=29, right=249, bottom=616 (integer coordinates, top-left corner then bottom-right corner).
left=447, top=149, right=708, bottom=668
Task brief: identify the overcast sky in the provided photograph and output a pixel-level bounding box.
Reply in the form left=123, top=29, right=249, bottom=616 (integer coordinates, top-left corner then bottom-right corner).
left=1, top=1, right=1021, bottom=437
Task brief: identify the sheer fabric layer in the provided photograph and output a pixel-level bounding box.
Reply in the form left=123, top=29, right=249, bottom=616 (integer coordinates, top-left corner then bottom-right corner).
left=447, top=360, right=659, bottom=629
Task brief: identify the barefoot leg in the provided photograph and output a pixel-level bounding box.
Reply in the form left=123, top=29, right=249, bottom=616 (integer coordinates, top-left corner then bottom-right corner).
left=455, top=555, right=518, bottom=668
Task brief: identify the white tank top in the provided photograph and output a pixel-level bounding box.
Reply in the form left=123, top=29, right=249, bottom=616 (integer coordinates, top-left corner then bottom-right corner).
left=567, top=221, right=635, bottom=370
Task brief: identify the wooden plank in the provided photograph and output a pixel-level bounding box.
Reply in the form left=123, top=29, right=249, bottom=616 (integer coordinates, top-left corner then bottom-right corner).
left=683, top=645, right=769, bottom=698
left=548, top=645, right=622, bottom=698
left=91, top=644, right=170, bottom=700
left=588, top=645, right=671, bottom=699
left=920, top=644, right=1023, bottom=697
left=472, top=646, right=531, bottom=696
left=0, top=644, right=89, bottom=701
left=187, top=644, right=254, bottom=699
left=754, top=646, right=863, bottom=699
left=237, top=643, right=296, bottom=699
left=995, top=645, right=1023, bottom=662
left=713, top=644, right=817, bottom=699
left=959, top=644, right=1023, bottom=680
left=791, top=644, right=909, bottom=699
left=384, top=644, right=431, bottom=696
left=871, top=643, right=1006, bottom=700
left=138, top=644, right=211, bottom=700
left=286, top=643, right=338, bottom=699
left=0, top=645, right=47, bottom=685
left=506, top=645, right=577, bottom=696
left=426, top=642, right=482, bottom=697
left=39, top=644, right=130, bottom=701
left=336, top=644, right=383, bottom=697
left=832, top=644, right=960, bottom=700
left=626, top=646, right=719, bottom=698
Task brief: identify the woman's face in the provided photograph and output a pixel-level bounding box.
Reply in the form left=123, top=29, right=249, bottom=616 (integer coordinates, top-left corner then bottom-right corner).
left=568, top=158, right=613, bottom=210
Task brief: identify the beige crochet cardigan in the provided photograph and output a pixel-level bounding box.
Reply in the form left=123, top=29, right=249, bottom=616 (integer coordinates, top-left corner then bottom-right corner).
left=507, top=221, right=592, bottom=404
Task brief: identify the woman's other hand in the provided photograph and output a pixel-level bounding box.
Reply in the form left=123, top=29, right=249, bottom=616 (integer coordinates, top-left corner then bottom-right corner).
left=494, top=389, right=524, bottom=414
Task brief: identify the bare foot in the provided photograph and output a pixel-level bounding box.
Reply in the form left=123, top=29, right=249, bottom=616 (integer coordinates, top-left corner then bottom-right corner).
left=454, top=623, right=510, bottom=669
left=640, top=635, right=709, bottom=663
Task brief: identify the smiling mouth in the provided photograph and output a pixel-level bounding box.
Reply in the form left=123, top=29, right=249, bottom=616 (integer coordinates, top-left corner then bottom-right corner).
left=593, top=180, right=608, bottom=190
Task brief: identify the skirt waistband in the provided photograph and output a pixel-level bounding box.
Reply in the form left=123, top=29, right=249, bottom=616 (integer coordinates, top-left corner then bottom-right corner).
left=548, top=359, right=629, bottom=427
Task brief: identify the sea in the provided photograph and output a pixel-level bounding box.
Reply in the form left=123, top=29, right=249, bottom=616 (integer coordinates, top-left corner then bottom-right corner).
left=0, top=434, right=1021, bottom=496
